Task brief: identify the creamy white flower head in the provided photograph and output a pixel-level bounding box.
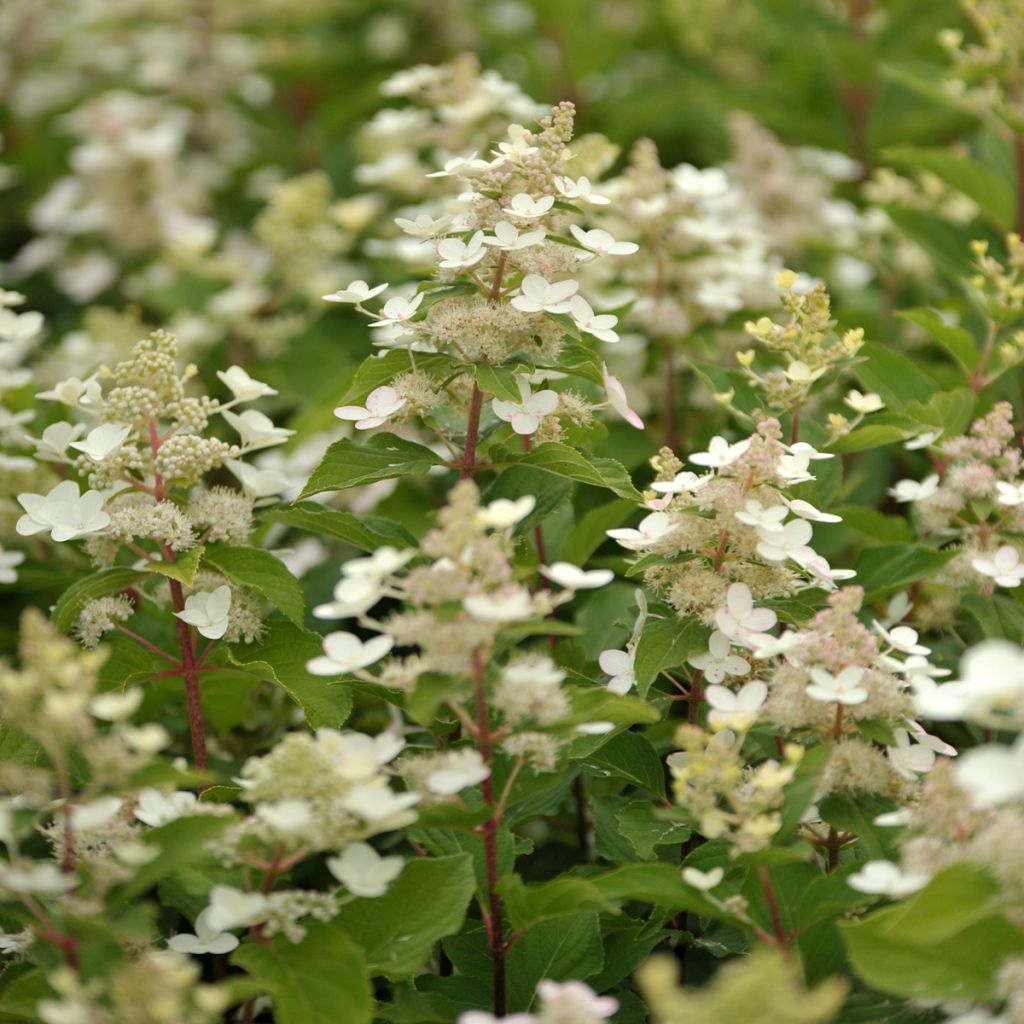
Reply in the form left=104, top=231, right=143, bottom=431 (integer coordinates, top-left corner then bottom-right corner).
left=847, top=860, right=930, bottom=898
left=483, top=220, right=547, bottom=251
left=888, top=474, right=939, bottom=503
left=16, top=480, right=110, bottom=542
left=800, top=554, right=857, bottom=591
left=599, top=648, right=636, bottom=695
left=256, top=799, right=314, bottom=834
left=972, top=546, right=1024, bottom=588
left=781, top=497, right=842, bottom=523
left=316, top=729, right=405, bottom=779
left=553, top=175, right=611, bottom=205
left=751, top=630, right=805, bottom=661
left=203, top=885, right=269, bottom=932
left=369, top=292, right=425, bottom=327
left=27, top=421, right=86, bottom=461
left=425, top=749, right=491, bottom=795
left=0, top=863, right=76, bottom=895
left=568, top=295, right=619, bottom=343
left=995, top=481, right=1024, bottom=506
left=682, top=866, right=724, bottom=890
left=734, top=500, right=787, bottom=529
left=89, top=688, right=143, bottom=721
left=806, top=665, right=868, bottom=705
left=35, top=375, right=102, bottom=407
left=477, top=495, right=536, bottom=529
left=0, top=546, right=25, bottom=585
left=502, top=193, right=555, bottom=219
left=337, top=781, right=420, bottom=822
left=335, top=385, right=407, bottom=430
left=464, top=584, right=535, bottom=622
left=784, top=360, right=828, bottom=384
left=954, top=735, right=1024, bottom=808
left=168, top=910, right=239, bottom=955
left=602, top=363, right=643, bottom=429
left=69, top=796, right=123, bottom=831
left=510, top=274, right=579, bottom=315
left=689, top=435, right=751, bottom=469
left=437, top=231, right=486, bottom=269
left=313, top=576, right=384, bottom=620
left=873, top=621, right=930, bottom=656
left=535, top=980, right=617, bottom=1021
left=327, top=842, right=404, bottom=898
left=217, top=366, right=277, bottom=402
left=886, top=728, right=937, bottom=780
left=540, top=562, right=614, bottom=590
left=68, top=422, right=132, bottom=461
left=569, top=224, right=638, bottom=257
left=174, top=586, right=232, bottom=640
left=306, top=632, right=394, bottom=676
left=225, top=459, right=291, bottom=499
left=221, top=408, right=294, bottom=450
left=344, top=546, right=415, bottom=580
left=775, top=451, right=814, bottom=485
left=903, top=429, right=942, bottom=450
left=706, top=680, right=767, bottom=729
left=607, top=511, right=676, bottom=551
left=395, top=213, right=454, bottom=238
left=688, top=631, right=750, bottom=684
left=844, top=389, right=884, bottom=414
left=426, top=152, right=493, bottom=178
left=491, top=377, right=559, bottom=435
left=323, top=280, right=389, bottom=304
left=715, top=583, right=777, bottom=641
left=755, top=519, right=815, bottom=565
left=133, top=788, right=198, bottom=827
left=651, top=471, right=709, bottom=496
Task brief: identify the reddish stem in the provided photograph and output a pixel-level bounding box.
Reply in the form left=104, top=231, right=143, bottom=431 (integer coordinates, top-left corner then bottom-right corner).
left=460, top=383, right=485, bottom=481
left=168, top=578, right=209, bottom=771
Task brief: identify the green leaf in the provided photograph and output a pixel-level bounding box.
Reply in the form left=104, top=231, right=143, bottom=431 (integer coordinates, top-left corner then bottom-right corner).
left=884, top=147, right=1015, bottom=229
left=473, top=363, right=524, bottom=403
left=853, top=544, right=956, bottom=600
left=580, top=731, right=665, bottom=796
left=818, top=791, right=899, bottom=860
left=148, top=546, right=204, bottom=586
left=903, top=388, right=976, bottom=436
left=497, top=874, right=613, bottom=930
left=853, top=343, right=940, bottom=410
left=299, top=433, right=445, bottom=498
left=615, top=800, right=691, bottom=860
left=826, top=425, right=908, bottom=455
left=262, top=502, right=417, bottom=551
left=897, top=308, right=977, bottom=374
left=493, top=442, right=641, bottom=501
left=633, top=616, right=709, bottom=697
left=840, top=864, right=1024, bottom=1001
left=505, top=914, right=604, bottom=1011
left=561, top=499, right=634, bottom=565
left=564, top=686, right=661, bottom=728
left=335, top=854, right=475, bottom=979
left=201, top=545, right=305, bottom=626
left=232, top=921, right=373, bottom=1024
left=336, top=351, right=457, bottom=405
left=835, top=507, right=912, bottom=545
left=482, top=466, right=572, bottom=535
left=53, top=567, right=148, bottom=632
left=226, top=622, right=352, bottom=728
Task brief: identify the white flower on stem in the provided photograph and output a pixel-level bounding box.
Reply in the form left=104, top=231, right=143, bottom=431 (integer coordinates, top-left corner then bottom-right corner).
left=682, top=866, right=725, bottom=890
left=221, top=408, right=294, bottom=450
left=784, top=360, right=828, bottom=384
left=569, top=224, right=639, bottom=256
left=316, top=729, right=405, bottom=780
left=886, top=728, right=937, bottom=780
left=786, top=442, right=833, bottom=461
left=483, top=221, right=546, bottom=251
left=344, top=546, right=416, bottom=580
left=0, top=546, right=24, bottom=584
left=599, top=648, right=636, bottom=695
left=425, top=750, right=491, bottom=795
left=903, top=429, right=942, bottom=450
left=224, top=460, right=291, bottom=500
left=35, top=375, right=102, bottom=407
left=323, top=280, right=388, bottom=304
left=394, top=213, right=453, bottom=238
left=168, top=912, right=239, bottom=955
left=801, top=554, right=857, bottom=591
left=688, top=631, right=750, bottom=684
left=202, top=886, right=269, bottom=932
left=541, top=562, right=614, bottom=590
left=16, top=481, right=110, bottom=542
left=873, top=621, right=930, bottom=656
left=313, top=576, right=384, bottom=620
left=844, top=390, right=884, bottom=414
left=536, top=980, right=618, bottom=1020
left=216, top=366, right=277, bottom=402
left=775, top=452, right=814, bottom=485
left=954, top=735, right=1024, bottom=809
left=568, top=296, right=619, bottom=343
left=688, top=435, right=751, bottom=469
left=755, top=519, right=815, bottom=565
left=68, top=422, right=133, bottom=461
left=334, top=386, right=407, bottom=430
left=847, top=861, right=930, bottom=898
left=256, top=799, right=314, bottom=834
left=706, top=680, right=767, bottom=728
left=606, top=511, right=677, bottom=551
left=602, top=363, right=644, bottom=429
left=133, top=788, right=198, bottom=827
left=369, top=292, right=425, bottom=328
left=509, top=274, right=579, bottom=314
left=972, top=546, right=1024, bottom=588
left=715, top=583, right=777, bottom=641
left=426, top=152, right=492, bottom=178
left=806, top=666, right=868, bottom=705
left=888, top=475, right=940, bottom=503
left=174, top=586, right=231, bottom=640
left=553, top=174, right=611, bottom=205
left=27, top=421, right=86, bottom=461
left=0, top=863, right=76, bottom=895
left=476, top=495, right=536, bottom=529
left=89, top=688, right=143, bottom=721
left=306, top=632, right=394, bottom=676
left=995, top=481, right=1024, bottom=506
left=437, top=231, right=486, bottom=269
left=906, top=719, right=957, bottom=757
left=873, top=808, right=914, bottom=827
left=327, top=842, right=404, bottom=898
left=651, top=471, right=709, bottom=496
left=337, top=781, right=420, bottom=822
left=751, top=631, right=805, bottom=661
left=502, top=193, right=555, bottom=219
left=734, top=500, right=788, bottom=530
left=464, top=584, right=535, bottom=622
left=781, top=497, right=842, bottom=523
left=69, top=796, right=123, bottom=831
left=491, top=377, right=559, bottom=435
